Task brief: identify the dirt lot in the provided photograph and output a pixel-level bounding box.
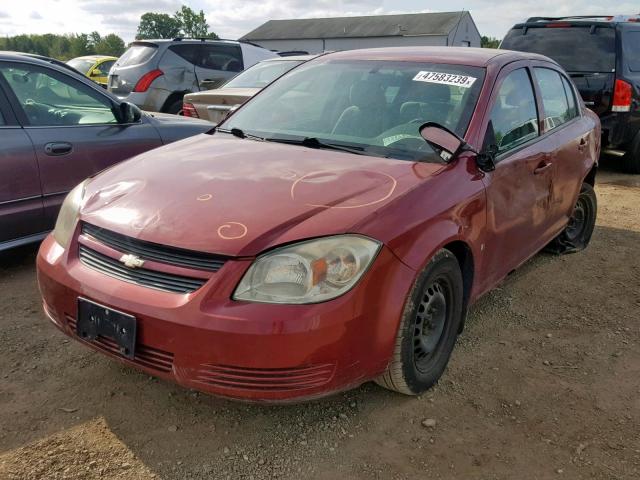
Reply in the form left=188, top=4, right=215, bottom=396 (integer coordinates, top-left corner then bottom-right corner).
left=1, top=163, right=639, bottom=480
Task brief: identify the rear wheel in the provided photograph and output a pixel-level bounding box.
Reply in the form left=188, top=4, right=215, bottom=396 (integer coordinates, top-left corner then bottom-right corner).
left=622, top=131, right=640, bottom=174
left=376, top=249, right=464, bottom=395
left=547, top=183, right=597, bottom=254
left=164, top=97, right=184, bottom=115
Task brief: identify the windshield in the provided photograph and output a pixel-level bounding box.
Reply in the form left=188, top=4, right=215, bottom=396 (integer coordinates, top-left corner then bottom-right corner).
left=502, top=25, right=616, bottom=72
left=67, top=58, right=94, bottom=74
left=117, top=45, right=157, bottom=67
left=223, top=60, right=485, bottom=162
left=225, top=60, right=305, bottom=88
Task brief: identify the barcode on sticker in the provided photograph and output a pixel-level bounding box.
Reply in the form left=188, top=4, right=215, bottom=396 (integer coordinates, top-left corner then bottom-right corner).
left=413, top=71, right=477, bottom=88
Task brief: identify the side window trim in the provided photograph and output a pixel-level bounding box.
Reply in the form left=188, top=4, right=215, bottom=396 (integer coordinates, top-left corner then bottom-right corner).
left=0, top=65, right=21, bottom=126
left=0, top=60, right=119, bottom=127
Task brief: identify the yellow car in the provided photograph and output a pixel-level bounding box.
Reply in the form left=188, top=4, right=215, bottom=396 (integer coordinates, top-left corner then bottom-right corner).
left=66, top=55, right=118, bottom=88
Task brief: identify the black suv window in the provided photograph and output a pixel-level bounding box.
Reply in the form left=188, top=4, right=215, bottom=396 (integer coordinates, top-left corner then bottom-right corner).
left=625, top=31, right=640, bottom=72
left=534, top=68, right=576, bottom=132
left=501, top=26, right=616, bottom=73
left=487, top=68, right=539, bottom=154
left=168, top=44, right=201, bottom=65
left=199, top=45, right=243, bottom=72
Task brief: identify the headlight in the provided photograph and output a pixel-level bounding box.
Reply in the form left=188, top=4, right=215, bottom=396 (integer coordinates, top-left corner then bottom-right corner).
left=53, top=180, right=87, bottom=248
left=233, top=235, right=381, bottom=304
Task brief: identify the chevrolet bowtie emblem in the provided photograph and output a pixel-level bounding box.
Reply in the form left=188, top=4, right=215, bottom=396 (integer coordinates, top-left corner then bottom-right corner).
left=119, top=254, right=145, bottom=269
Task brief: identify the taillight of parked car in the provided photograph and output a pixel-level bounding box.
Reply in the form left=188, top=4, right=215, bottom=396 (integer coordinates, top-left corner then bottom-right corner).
left=182, top=102, right=199, bottom=118
left=133, top=69, right=164, bottom=93
left=612, top=79, right=632, bottom=112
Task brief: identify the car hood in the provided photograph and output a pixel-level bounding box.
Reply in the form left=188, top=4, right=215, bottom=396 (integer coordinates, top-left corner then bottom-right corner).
left=79, top=134, right=444, bottom=257
left=184, top=87, right=260, bottom=105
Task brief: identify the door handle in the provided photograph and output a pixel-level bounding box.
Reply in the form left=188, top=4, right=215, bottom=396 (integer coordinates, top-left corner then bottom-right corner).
left=44, top=142, right=72, bottom=156
left=578, top=137, right=589, bottom=151
left=534, top=161, right=553, bottom=175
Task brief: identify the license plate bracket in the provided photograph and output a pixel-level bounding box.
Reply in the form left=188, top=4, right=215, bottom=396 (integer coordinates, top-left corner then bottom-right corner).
left=77, top=298, right=137, bottom=359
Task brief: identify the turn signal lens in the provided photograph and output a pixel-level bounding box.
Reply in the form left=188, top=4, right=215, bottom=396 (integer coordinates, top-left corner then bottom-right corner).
left=133, top=69, right=163, bottom=93
left=612, top=79, right=632, bottom=112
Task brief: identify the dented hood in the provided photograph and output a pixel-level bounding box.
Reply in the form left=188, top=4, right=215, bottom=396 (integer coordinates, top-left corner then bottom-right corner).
left=80, top=134, right=443, bottom=257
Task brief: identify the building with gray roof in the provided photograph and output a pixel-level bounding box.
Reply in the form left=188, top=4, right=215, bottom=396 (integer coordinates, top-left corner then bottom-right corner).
left=241, top=11, right=481, bottom=54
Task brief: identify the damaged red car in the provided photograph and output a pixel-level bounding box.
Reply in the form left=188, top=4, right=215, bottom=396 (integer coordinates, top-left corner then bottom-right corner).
left=37, top=47, right=600, bottom=402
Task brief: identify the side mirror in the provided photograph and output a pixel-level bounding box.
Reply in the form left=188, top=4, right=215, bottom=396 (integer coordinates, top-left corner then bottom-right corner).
left=90, top=69, right=103, bottom=77
left=476, top=144, right=498, bottom=172
left=419, top=122, right=465, bottom=162
left=117, top=102, right=142, bottom=124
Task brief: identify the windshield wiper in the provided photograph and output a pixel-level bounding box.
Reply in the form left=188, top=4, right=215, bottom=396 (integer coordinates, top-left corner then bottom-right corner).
left=267, top=137, right=367, bottom=156
left=215, top=127, right=265, bottom=142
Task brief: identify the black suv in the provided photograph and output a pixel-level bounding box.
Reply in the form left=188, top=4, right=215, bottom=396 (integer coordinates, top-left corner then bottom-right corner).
left=501, top=15, right=640, bottom=173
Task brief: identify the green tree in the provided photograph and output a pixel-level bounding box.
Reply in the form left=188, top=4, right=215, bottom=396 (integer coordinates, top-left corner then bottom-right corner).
left=136, top=12, right=181, bottom=40
left=95, top=34, right=126, bottom=56
left=174, top=5, right=215, bottom=38
left=481, top=36, right=501, bottom=49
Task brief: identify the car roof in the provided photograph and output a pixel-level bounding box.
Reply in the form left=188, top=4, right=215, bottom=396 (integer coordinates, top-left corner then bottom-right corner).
left=321, top=47, right=555, bottom=68
left=0, top=51, right=85, bottom=73
left=134, top=38, right=244, bottom=45
left=520, top=14, right=640, bottom=25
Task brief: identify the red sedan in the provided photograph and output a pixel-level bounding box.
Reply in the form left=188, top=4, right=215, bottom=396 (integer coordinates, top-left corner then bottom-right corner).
left=37, top=47, right=600, bottom=402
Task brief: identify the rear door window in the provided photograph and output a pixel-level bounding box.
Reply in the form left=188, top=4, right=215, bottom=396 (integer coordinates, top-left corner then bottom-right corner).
left=501, top=26, right=616, bottom=73
left=199, top=45, right=244, bottom=72
left=533, top=68, right=574, bottom=131
left=486, top=68, right=539, bottom=154
left=168, top=44, right=201, bottom=65
left=624, top=31, right=640, bottom=72
left=561, top=75, right=579, bottom=119
left=99, top=60, right=115, bottom=74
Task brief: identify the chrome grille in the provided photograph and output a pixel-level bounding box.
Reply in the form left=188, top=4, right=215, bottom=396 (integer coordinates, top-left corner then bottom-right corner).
left=82, top=223, right=226, bottom=272
left=79, top=245, right=206, bottom=294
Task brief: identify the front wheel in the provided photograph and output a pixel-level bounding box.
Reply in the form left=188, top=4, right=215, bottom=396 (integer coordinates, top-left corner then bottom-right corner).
left=547, top=182, right=597, bottom=254
left=376, top=249, right=464, bottom=395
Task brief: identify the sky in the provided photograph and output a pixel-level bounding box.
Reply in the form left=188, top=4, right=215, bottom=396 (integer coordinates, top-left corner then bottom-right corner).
left=0, top=0, right=639, bottom=43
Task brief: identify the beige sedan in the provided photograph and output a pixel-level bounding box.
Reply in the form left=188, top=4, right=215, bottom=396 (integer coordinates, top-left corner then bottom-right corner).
left=183, top=55, right=314, bottom=123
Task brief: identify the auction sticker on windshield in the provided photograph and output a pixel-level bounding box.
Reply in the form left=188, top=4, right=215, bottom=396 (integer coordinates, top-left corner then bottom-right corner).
left=413, top=71, right=477, bottom=88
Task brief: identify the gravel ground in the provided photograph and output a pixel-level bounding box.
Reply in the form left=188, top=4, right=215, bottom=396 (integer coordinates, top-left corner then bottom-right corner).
left=0, top=163, right=638, bottom=480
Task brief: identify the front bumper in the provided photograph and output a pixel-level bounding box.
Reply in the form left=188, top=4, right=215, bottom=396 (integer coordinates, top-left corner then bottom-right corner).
left=37, top=234, right=414, bottom=402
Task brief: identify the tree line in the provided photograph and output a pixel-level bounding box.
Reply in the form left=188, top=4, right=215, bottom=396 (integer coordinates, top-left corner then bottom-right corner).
left=0, top=5, right=217, bottom=61
left=0, top=32, right=126, bottom=61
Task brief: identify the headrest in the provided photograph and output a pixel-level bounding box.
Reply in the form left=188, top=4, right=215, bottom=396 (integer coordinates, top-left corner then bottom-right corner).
left=425, top=83, right=451, bottom=103
left=349, top=80, right=386, bottom=109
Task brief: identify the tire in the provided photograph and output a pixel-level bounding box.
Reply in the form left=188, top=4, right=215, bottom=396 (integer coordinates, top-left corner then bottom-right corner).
left=164, top=97, right=184, bottom=115
left=376, top=249, right=464, bottom=395
left=622, top=131, right=640, bottom=174
left=547, top=183, right=597, bottom=254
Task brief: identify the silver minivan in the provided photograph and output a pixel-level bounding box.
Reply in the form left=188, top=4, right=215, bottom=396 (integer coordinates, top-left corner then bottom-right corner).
left=108, top=38, right=277, bottom=114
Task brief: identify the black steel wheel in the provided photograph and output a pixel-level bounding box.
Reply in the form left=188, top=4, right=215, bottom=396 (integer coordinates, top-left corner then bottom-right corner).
left=413, top=279, right=451, bottom=373
left=376, top=249, right=464, bottom=395
left=547, top=182, right=597, bottom=254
